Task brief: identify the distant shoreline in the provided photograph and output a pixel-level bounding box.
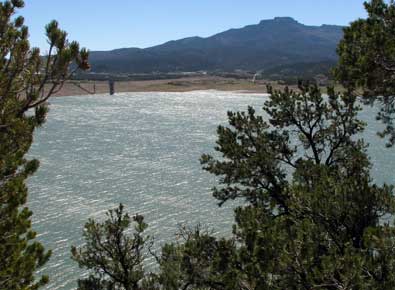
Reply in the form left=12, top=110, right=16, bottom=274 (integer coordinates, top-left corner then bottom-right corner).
left=47, top=76, right=297, bottom=97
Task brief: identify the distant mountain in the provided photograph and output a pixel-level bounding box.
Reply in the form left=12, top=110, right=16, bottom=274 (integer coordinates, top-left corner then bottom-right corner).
left=88, top=17, right=344, bottom=74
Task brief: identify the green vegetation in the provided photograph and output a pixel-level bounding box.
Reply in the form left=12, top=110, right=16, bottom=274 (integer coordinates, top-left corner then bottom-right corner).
left=72, top=1, right=395, bottom=289
left=194, top=83, right=395, bottom=289
left=335, top=0, right=395, bottom=146
left=2, top=0, right=395, bottom=289
left=74, top=0, right=395, bottom=290
left=71, top=204, right=155, bottom=290
left=73, top=83, right=395, bottom=289
left=0, top=1, right=89, bottom=289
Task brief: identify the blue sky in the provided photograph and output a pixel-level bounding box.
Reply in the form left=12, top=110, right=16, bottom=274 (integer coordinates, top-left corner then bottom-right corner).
left=21, top=0, right=367, bottom=52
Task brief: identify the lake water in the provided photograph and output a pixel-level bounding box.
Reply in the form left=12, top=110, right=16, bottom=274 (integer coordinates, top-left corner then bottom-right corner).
left=27, top=91, right=395, bottom=290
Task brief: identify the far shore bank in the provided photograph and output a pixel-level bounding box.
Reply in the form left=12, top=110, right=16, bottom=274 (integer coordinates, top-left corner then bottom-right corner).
left=47, top=76, right=301, bottom=97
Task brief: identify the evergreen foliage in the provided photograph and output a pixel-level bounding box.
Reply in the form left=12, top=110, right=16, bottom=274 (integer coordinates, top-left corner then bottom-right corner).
left=73, top=84, right=395, bottom=289
left=0, top=1, right=89, bottom=288
left=71, top=204, right=156, bottom=290
left=162, top=83, right=395, bottom=289
left=72, top=0, right=395, bottom=289
left=335, top=0, right=395, bottom=146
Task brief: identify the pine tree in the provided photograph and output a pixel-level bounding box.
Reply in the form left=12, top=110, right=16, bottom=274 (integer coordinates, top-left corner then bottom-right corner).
left=0, top=1, right=89, bottom=288
left=71, top=1, right=395, bottom=288
left=156, top=84, right=395, bottom=289
left=71, top=88, right=395, bottom=289
left=71, top=204, right=156, bottom=290
left=335, top=0, right=395, bottom=146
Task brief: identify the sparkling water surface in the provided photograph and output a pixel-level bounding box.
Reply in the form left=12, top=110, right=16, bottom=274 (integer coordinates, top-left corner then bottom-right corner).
left=27, top=91, right=395, bottom=289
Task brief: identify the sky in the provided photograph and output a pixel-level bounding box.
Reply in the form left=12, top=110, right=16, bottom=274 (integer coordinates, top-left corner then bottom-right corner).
left=20, top=0, right=368, bottom=52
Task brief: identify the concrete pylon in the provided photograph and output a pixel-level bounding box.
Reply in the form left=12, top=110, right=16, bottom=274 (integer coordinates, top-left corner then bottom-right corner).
left=109, top=79, right=115, bottom=95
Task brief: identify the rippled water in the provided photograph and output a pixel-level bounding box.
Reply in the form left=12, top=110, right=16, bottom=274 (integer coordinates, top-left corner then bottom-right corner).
left=27, top=91, right=395, bottom=289
left=27, top=91, right=267, bottom=289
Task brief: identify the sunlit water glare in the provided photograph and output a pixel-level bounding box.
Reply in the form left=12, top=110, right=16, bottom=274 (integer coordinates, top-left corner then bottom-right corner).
left=27, top=91, right=395, bottom=289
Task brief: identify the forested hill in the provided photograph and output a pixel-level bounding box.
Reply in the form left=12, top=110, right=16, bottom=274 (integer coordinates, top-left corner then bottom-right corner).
left=88, top=17, right=343, bottom=74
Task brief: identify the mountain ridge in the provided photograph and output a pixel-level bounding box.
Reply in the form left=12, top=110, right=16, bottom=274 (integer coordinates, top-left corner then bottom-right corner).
left=88, top=17, right=344, bottom=74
